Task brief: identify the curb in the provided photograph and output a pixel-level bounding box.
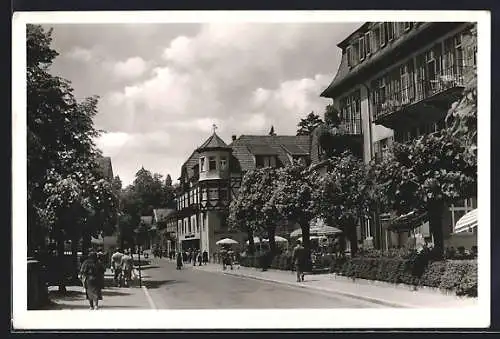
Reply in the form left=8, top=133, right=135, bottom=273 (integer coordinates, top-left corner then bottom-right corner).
left=221, top=271, right=414, bottom=308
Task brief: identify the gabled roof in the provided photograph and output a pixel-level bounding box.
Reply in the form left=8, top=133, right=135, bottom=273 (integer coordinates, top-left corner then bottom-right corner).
left=197, top=132, right=230, bottom=151
left=247, top=144, right=277, bottom=155
left=153, top=209, right=176, bottom=224
left=281, top=144, right=309, bottom=156
left=230, top=135, right=310, bottom=172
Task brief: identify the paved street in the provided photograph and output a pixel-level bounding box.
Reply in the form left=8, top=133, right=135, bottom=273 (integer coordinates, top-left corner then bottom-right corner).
left=142, top=259, right=382, bottom=309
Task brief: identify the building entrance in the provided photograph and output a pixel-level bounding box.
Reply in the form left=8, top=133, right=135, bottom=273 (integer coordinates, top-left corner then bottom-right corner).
left=181, top=239, right=200, bottom=251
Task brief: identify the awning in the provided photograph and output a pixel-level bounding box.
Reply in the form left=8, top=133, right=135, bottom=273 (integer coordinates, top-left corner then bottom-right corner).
left=290, top=219, right=342, bottom=237
left=454, top=208, right=478, bottom=233
left=386, top=211, right=428, bottom=232
left=262, top=236, right=288, bottom=243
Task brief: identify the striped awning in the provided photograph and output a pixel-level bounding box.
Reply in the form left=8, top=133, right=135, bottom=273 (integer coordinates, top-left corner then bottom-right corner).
left=454, top=209, right=478, bottom=233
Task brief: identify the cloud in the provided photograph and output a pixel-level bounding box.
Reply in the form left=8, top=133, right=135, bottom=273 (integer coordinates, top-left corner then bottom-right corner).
left=112, top=56, right=148, bottom=79
left=66, top=46, right=93, bottom=62
left=50, top=22, right=361, bottom=185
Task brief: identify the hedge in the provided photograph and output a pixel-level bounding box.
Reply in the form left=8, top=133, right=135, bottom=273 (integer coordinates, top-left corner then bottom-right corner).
left=338, top=257, right=477, bottom=297
left=240, top=252, right=477, bottom=297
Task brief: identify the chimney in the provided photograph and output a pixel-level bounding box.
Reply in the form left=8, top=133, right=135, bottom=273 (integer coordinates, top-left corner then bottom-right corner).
left=232, top=135, right=237, bottom=141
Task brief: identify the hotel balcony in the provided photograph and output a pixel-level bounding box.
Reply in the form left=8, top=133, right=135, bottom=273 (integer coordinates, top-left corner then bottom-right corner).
left=373, top=65, right=471, bottom=129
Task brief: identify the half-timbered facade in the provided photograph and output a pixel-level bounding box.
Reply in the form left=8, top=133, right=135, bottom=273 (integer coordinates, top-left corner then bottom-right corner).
left=175, top=131, right=310, bottom=256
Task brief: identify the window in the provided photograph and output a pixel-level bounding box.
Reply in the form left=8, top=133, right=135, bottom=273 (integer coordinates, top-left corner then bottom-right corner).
left=365, top=32, right=371, bottom=54
left=208, top=188, right=219, bottom=200
left=220, top=157, right=227, bottom=170
left=380, top=23, right=386, bottom=47
left=208, top=156, right=217, bottom=171
left=450, top=198, right=477, bottom=232
left=200, top=157, right=206, bottom=172
left=220, top=188, right=228, bottom=201
left=352, top=41, right=360, bottom=65
left=201, top=188, right=208, bottom=201
left=359, top=36, right=366, bottom=60
left=364, top=217, right=372, bottom=238
left=404, top=22, right=412, bottom=31
left=372, top=25, right=381, bottom=52
left=256, top=155, right=277, bottom=168
left=385, top=22, right=395, bottom=41
left=339, top=90, right=362, bottom=135
left=346, top=46, right=352, bottom=67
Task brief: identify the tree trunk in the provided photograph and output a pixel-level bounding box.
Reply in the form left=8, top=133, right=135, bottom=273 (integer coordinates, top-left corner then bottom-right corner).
left=56, top=227, right=66, bottom=293
left=300, top=221, right=312, bottom=271
left=428, top=200, right=445, bottom=257
left=267, top=227, right=277, bottom=254
left=82, top=232, right=91, bottom=257
left=348, top=224, right=359, bottom=257
left=247, top=229, right=255, bottom=255
left=70, top=235, right=79, bottom=283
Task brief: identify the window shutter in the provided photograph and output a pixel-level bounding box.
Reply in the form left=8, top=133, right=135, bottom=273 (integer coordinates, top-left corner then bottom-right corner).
left=346, top=46, right=352, bottom=67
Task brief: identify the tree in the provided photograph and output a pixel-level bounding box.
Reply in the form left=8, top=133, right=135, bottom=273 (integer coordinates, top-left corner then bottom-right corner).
left=316, top=152, right=373, bottom=256
left=271, top=164, right=319, bottom=266
left=27, top=25, right=119, bottom=291
left=117, top=168, right=177, bottom=248
left=324, top=104, right=341, bottom=126
left=112, top=175, right=122, bottom=193
left=374, top=128, right=476, bottom=254
left=296, top=112, right=323, bottom=136
left=228, top=168, right=281, bottom=255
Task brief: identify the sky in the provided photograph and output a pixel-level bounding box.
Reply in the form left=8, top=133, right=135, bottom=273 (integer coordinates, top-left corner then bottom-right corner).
left=46, top=22, right=361, bottom=186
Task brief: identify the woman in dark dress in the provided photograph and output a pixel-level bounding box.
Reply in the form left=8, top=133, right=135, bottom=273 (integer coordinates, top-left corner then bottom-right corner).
left=79, top=251, right=105, bottom=310
left=176, top=252, right=183, bottom=270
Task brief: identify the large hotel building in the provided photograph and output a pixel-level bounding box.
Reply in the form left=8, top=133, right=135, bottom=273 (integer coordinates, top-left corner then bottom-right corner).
left=321, top=21, right=477, bottom=250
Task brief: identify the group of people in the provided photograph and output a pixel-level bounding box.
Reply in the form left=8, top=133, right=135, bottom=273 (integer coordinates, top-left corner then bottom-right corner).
left=175, top=248, right=209, bottom=270
left=110, top=248, right=134, bottom=288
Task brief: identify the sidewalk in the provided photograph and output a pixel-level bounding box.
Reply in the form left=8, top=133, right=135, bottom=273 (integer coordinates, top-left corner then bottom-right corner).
left=193, top=263, right=478, bottom=308
left=44, top=269, right=155, bottom=310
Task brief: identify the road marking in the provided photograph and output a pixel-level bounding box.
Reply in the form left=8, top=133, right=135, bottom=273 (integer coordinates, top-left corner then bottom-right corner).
left=142, top=285, right=157, bottom=310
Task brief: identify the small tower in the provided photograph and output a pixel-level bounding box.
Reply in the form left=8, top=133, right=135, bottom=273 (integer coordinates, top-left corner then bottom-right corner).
left=197, top=125, right=232, bottom=183
left=195, top=125, right=233, bottom=258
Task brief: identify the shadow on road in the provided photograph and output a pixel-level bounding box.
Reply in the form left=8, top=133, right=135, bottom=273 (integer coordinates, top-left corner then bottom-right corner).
left=144, top=279, right=183, bottom=289
left=135, top=265, right=160, bottom=271
left=42, top=302, right=141, bottom=310
left=101, top=289, right=135, bottom=297
left=48, top=289, right=85, bottom=300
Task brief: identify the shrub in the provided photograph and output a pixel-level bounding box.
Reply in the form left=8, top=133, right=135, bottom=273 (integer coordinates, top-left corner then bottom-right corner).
left=420, top=261, right=447, bottom=288
left=456, top=261, right=478, bottom=297
left=439, top=260, right=477, bottom=297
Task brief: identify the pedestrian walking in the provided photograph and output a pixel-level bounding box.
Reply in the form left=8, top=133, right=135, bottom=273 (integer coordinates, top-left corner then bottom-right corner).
left=79, top=251, right=105, bottom=310
left=197, top=251, right=203, bottom=266
left=121, top=250, right=133, bottom=287
left=292, top=240, right=306, bottom=282
left=202, top=250, right=208, bottom=265
left=96, top=251, right=106, bottom=292
left=110, top=248, right=124, bottom=287
left=193, top=250, right=198, bottom=266
left=176, top=252, right=183, bottom=270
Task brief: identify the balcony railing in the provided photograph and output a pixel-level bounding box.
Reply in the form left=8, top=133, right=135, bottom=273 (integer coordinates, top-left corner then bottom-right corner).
left=373, top=65, right=470, bottom=122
